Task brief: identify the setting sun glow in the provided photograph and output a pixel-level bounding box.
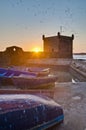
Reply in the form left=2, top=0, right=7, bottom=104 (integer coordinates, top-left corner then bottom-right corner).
left=33, top=48, right=41, bottom=53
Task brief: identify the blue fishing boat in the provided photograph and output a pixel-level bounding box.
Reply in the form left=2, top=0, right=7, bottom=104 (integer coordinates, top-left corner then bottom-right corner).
left=0, top=67, right=37, bottom=77
left=0, top=68, right=57, bottom=89
left=10, top=66, right=50, bottom=76
left=0, top=94, right=64, bottom=130
left=0, top=67, right=39, bottom=85
left=0, top=68, right=37, bottom=86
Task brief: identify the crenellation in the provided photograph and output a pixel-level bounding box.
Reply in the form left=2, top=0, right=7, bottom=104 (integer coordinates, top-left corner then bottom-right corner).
left=43, top=33, right=74, bottom=58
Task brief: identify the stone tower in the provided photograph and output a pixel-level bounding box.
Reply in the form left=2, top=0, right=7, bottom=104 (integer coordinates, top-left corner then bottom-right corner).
left=42, top=32, right=74, bottom=58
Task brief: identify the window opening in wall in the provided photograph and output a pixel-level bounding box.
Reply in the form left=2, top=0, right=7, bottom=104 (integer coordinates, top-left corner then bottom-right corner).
left=13, top=48, right=16, bottom=52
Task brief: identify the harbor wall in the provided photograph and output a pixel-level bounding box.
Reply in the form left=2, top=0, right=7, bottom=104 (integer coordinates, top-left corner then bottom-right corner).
left=71, top=60, right=86, bottom=78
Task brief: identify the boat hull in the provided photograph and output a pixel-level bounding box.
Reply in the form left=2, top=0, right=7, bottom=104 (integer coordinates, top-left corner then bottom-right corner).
left=28, top=67, right=50, bottom=77
left=12, top=76, right=58, bottom=89
left=0, top=94, right=64, bottom=130
left=0, top=77, right=13, bottom=86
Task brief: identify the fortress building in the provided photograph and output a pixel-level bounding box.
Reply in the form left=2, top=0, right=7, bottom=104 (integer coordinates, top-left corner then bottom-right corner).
left=0, top=33, right=74, bottom=65
left=42, top=32, right=74, bottom=58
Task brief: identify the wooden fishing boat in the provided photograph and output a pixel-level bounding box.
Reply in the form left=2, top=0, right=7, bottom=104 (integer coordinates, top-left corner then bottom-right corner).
left=0, top=94, right=64, bottom=130
left=0, top=68, right=14, bottom=85
left=12, top=75, right=58, bottom=89
left=0, top=68, right=37, bottom=86
left=0, top=67, right=37, bottom=77
left=10, top=66, right=50, bottom=76
left=27, top=67, right=50, bottom=76
left=0, top=67, right=57, bottom=89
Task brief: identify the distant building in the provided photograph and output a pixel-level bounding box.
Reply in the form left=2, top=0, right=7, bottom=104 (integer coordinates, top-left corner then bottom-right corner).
left=42, top=32, right=74, bottom=58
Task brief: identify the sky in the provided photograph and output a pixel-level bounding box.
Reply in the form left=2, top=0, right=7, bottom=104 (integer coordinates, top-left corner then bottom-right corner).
left=0, top=0, right=86, bottom=53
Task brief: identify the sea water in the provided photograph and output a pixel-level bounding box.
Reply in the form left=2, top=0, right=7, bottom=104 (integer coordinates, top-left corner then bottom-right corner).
left=73, top=55, right=86, bottom=60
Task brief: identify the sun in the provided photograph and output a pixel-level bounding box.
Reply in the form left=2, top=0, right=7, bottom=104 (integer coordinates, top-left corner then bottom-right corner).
left=33, top=48, right=41, bottom=53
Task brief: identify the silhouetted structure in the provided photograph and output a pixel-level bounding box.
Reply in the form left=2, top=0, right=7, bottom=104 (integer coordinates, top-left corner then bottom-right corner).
left=5, top=46, right=24, bottom=65
left=0, top=33, right=74, bottom=66
left=42, top=32, right=74, bottom=58
left=0, top=46, right=24, bottom=66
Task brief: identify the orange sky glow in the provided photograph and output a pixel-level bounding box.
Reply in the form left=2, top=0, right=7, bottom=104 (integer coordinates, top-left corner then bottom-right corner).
left=0, top=0, right=86, bottom=53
